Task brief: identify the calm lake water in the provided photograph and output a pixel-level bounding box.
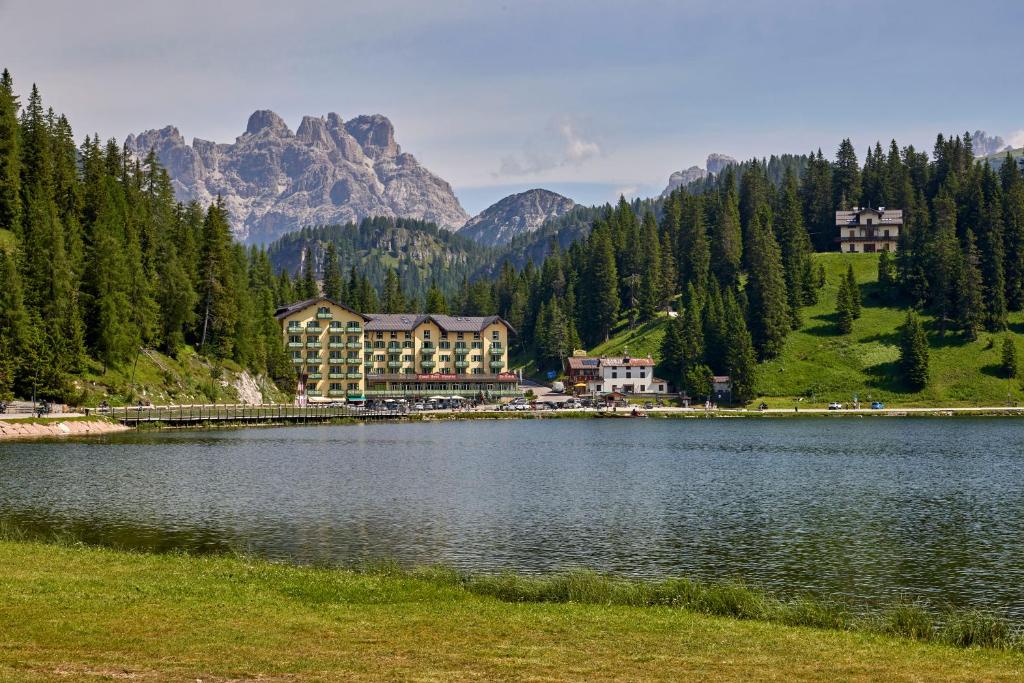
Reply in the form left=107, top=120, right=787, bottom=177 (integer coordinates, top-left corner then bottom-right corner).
left=2, top=418, right=1023, bottom=616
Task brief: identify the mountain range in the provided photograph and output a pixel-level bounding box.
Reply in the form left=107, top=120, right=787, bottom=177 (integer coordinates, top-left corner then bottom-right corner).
left=125, top=111, right=469, bottom=244
left=459, top=189, right=575, bottom=247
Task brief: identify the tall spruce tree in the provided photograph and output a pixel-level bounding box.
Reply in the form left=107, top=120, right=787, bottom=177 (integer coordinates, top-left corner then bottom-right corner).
left=845, top=263, right=861, bottom=319
left=321, top=242, right=344, bottom=302
left=1001, top=335, right=1018, bottom=378
left=580, top=222, right=619, bottom=345
left=775, top=167, right=813, bottom=326
left=745, top=209, right=790, bottom=360
left=833, top=138, right=861, bottom=210
left=197, top=201, right=238, bottom=357
left=835, top=276, right=854, bottom=334
left=899, top=311, right=929, bottom=390
left=0, top=69, right=21, bottom=235
left=955, top=230, right=985, bottom=340
left=722, top=289, right=757, bottom=403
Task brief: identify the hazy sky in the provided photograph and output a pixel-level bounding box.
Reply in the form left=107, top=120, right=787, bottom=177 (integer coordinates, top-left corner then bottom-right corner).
left=2, top=0, right=1022, bottom=213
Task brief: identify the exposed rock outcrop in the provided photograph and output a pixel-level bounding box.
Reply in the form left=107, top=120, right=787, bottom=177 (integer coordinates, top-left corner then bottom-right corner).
left=661, top=153, right=738, bottom=197
left=125, top=111, right=469, bottom=244
left=459, top=189, right=575, bottom=247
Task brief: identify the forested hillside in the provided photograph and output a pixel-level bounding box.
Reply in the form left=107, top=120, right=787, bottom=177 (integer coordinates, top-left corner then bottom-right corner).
left=0, top=70, right=293, bottom=402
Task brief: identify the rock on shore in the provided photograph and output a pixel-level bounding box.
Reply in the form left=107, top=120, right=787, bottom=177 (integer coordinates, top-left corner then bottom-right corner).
left=0, top=419, right=129, bottom=440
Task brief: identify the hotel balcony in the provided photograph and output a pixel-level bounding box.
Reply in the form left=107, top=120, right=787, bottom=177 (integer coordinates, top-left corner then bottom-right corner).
left=346, top=323, right=361, bottom=331
left=306, top=390, right=322, bottom=397
left=317, top=312, right=332, bottom=320
left=420, top=360, right=436, bottom=369
left=291, top=357, right=304, bottom=364
left=307, top=372, right=323, bottom=380
left=455, top=360, right=470, bottom=369
left=346, top=372, right=362, bottom=379
left=387, top=361, right=403, bottom=369
left=287, top=342, right=303, bottom=348
left=306, top=341, right=321, bottom=348
left=345, top=357, right=361, bottom=365
left=489, top=361, right=504, bottom=370
left=305, top=325, right=322, bottom=333
left=347, top=341, right=363, bottom=349
left=328, top=342, right=344, bottom=349
left=329, top=372, right=345, bottom=380
left=328, top=389, right=346, bottom=397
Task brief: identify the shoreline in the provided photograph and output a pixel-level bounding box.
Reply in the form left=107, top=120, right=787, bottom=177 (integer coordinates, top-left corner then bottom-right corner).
left=0, top=538, right=1021, bottom=681
left=0, top=416, right=129, bottom=441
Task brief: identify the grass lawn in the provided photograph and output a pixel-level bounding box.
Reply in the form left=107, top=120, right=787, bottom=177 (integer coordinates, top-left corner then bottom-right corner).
left=578, top=253, right=1024, bottom=408
left=1, top=541, right=1022, bottom=681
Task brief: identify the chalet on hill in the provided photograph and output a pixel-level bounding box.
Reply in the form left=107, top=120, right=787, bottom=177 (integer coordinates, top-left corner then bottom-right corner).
left=836, top=206, right=902, bottom=253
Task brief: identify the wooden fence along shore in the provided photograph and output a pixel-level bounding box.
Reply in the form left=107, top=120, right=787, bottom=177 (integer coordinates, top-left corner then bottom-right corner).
left=99, top=403, right=408, bottom=427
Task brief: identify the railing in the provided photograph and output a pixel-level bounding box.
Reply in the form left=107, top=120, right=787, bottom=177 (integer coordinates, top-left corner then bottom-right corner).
left=347, top=342, right=363, bottom=349
left=329, top=342, right=345, bottom=349
left=104, top=403, right=412, bottom=426
left=345, top=358, right=362, bottom=365
left=317, top=312, right=332, bottom=319
left=306, top=326, right=323, bottom=333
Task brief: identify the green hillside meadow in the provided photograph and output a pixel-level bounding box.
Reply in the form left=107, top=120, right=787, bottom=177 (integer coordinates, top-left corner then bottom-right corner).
left=587, top=253, right=1024, bottom=408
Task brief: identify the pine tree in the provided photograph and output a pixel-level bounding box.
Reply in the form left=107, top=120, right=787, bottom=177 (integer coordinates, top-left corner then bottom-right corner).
left=745, top=209, right=790, bottom=360
left=300, top=247, right=318, bottom=299
left=775, top=167, right=812, bottom=327
left=701, top=279, right=727, bottom=373
left=425, top=281, right=449, bottom=314
left=877, top=249, right=895, bottom=290
left=723, top=289, right=757, bottom=403
left=580, top=222, right=619, bottom=345
left=637, top=212, right=662, bottom=321
left=845, top=263, right=861, bottom=319
left=835, top=276, right=854, bottom=334
left=679, top=193, right=710, bottom=293
left=679, top=285, right=705, bottom=383
left=955, top=231, right=984, bottom=340
left=833, top=138, right=861, bottom=210
left=899, top=311, right=930, bottom=390
left=321, top=242, right=344, bottom=302
left=711, top=176, right=742, bottom=287
left=0, top=249, right=28, bottom=397
left=658, top=316, right=684, bottom=386
left=1001, top=336, right=1018, bottom=379
left=382, top=269, right=406, bottom=312
left=197, top=201, right=239, bottom=357
left=0, top=69, right=21, bottom=235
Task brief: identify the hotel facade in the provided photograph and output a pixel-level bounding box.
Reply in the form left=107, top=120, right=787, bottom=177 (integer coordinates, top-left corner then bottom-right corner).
left=836, top=206, right=902, bottom=253
left=275, top=297, right=519, bottom=401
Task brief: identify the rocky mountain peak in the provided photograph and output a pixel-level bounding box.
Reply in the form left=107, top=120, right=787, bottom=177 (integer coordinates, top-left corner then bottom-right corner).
left=126, top=110, right=468, bottom=244
left=245, top=109, right=291, bottom=137
left=661, top=153, right=738, bottom=197
left=458, top=188, right=575, bottom=248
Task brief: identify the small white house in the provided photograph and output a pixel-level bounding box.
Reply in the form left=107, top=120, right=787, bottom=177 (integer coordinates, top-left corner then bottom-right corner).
left=585, top=356, right=668, bottom=395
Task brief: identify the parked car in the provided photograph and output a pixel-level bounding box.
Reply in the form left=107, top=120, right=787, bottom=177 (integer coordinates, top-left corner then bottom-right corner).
left=643, top=402, right=654, bottom=410
left=871, top=401, right=885, bottom=410
left=412, top=402, right=425, bottom=411
left=828, top=402, right=843, bottom=410
left=563, top=400, right=583, bottom=410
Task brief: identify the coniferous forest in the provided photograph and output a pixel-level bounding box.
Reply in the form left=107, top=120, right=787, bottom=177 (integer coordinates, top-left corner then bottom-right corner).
left=2, top=67, right=1023, bottom=404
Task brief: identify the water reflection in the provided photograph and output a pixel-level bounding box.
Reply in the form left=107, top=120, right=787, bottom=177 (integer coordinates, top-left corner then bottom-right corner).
left=1, top=419, right=1023, bottom=616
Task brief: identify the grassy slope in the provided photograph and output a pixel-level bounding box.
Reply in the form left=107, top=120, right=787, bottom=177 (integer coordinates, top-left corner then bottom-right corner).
left=77, top=346, right=288, bottom=407
left=1, top=541, right=1022, bottom=682
left=581, top=253, right=1024, bottom=407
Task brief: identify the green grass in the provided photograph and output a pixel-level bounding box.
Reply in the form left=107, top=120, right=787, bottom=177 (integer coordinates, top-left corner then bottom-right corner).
left=581, top=253, right=1024, bottom=408
left=1, top=540, right=1023, bottom=682
left=77, top=345, right=289, bottom=407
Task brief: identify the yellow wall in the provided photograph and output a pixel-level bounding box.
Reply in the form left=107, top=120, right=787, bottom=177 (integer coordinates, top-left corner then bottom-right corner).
left=282, top=301, right=365, bottom=399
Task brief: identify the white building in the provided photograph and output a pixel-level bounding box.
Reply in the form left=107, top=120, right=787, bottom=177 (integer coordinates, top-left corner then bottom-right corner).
left=586, top=356, right=668, bottom=395
left=836, top=206, right=902, bottom=253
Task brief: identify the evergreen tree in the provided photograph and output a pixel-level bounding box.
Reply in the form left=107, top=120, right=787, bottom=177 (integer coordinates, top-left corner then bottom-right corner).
left=835, top=276, right=854, bottom=335
left=1001, top=335, right=1018, bottom=379
left=321, top=242, right=344, bottom=302
left=955, top=231, right=984, bottom=340
left=0, top=249, right=28, bottom=397
left=0, top=69, right=21, bottom=235
left=580, top=222, right=619, bottom=344
left=637, top=212, right=662, bottom=321
left=833, top=138, right=861, bottom=210
left=899, top=311, right=930, bottom=390
left=425, top=281, right=449, bottom=314
left=679, top=193, right=710, bottom=293
left=381, top=269, right=407, bottom=312
left=722, top=289, right=757, bottom=403
left=845, top=263, right=861, bottom=318
left=300, top=247, right=318, bottom=299
left=877, top=249, right=895, bottom=290
left=701, top=279, right=727, bottom=373
left=775, top=167, right=812, bottom=327
left=711, top=175, right=742, bottom=287
left=745, top=209, right=790, bottom=359
left=658, top=316, right=684, bottom=386
left=197, top=201, right=238, bottom=357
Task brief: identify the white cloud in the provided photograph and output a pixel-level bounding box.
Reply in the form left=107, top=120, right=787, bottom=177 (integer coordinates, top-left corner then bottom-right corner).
left=497, top=116, right=602, bottom=176
left=1008, top=130, right=1024, bottom=149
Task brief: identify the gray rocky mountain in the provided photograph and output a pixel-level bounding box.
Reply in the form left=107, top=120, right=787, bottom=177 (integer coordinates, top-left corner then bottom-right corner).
left=125, top=111, right=468, bottom=244
left=661, top=153, right=738, bottom=197
left=971, top=130, right=1013, bottom=157
left=660, top=166, right=707, bottom=198
left=706, top=153, right=737, bottom=175
left=459, top=189, right=575, bottom=247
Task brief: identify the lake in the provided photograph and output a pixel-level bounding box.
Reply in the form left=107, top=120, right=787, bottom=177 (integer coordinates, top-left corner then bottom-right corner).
left=2, top=418, right=1023, bottom=617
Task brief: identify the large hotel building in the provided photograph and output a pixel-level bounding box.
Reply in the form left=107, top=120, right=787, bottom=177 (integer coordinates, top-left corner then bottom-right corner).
left=274, top=297, right=519, bottom=402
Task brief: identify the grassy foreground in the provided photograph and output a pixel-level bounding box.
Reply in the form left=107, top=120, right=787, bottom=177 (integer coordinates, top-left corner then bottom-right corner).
left=1, top=541, right=1023, bottom=681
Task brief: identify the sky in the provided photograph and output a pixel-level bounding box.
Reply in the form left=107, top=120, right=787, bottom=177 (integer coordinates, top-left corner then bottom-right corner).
left=1, top=0, right=1023, bottom=214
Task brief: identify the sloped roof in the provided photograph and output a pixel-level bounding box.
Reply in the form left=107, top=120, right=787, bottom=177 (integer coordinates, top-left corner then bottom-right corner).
left=835, top=208, right=904, bottom=225
left=274, top=297, right=367, bottom=321
left=600, top=357, right=655, bottom=367
left=364, top=313, right=429, bottom=331
left=430, top=314, right=508, bottom=333
left=567, top=357, right=600, bottom=369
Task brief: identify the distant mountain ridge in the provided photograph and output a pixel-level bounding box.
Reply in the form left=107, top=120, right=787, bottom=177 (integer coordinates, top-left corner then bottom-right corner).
left=458, top=189, right=575, bottom=247
left=125, top=111, right=468, bottom=244
left=661, top=153, right=737, bottom=197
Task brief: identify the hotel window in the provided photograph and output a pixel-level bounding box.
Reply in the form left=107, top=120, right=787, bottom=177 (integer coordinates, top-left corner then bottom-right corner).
left=849, top=230, right=855, bottom=238
left=884, top=229, right=890, bottom=237
left=440, top=341, right=451, bottom=349
left=867, top=218, right=873, bottom=226
left=329, top=351, right=341, bottom=360
left=307, top=335, right=318, bottom=343
left=348, top=335, right=358, bottom=343
left=330, top=383, right=342, bottom=391
left=403, top=368, right=414, bottom=374
left=405, top=332, right=412, bottom=340
left=440, top=332, right=448, bottom=339
left=473, top=332, right=480, bottom=340
left=376, top=332, right=383, bottom=340
left=492, top=331, right=499, bottom=340
left=457, top=333, right=464, bottom=340
left=375, top=355, right=385, bottom=362
left=640, top=371, right=646, bottom=378
left=348, top=383, right=359, bottom=390
left=640, top=385, right=646, bottom=392
left=403, top=355, right=413, bottom=362
left=472, top=355, right=482, bottom=362
left=330, top=365, right=342, bottom=374
left=390, top=332, right=397, bottom=339
left=403, top=341, right=414, bottom=348
left=440, top=355, right=451, bottom=362
left=423, top=330, right=431, bottom=340
left=611, top=372, right=618, bottom=378
left=472, top=368, right=482, bottom=375
left=471, top=341, right=482, bottom=349
left=289, top=335, right=301, bottom=344
left=626, top=372, right=632, bottom=378
left=374, top=341, right=385, bottom=348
